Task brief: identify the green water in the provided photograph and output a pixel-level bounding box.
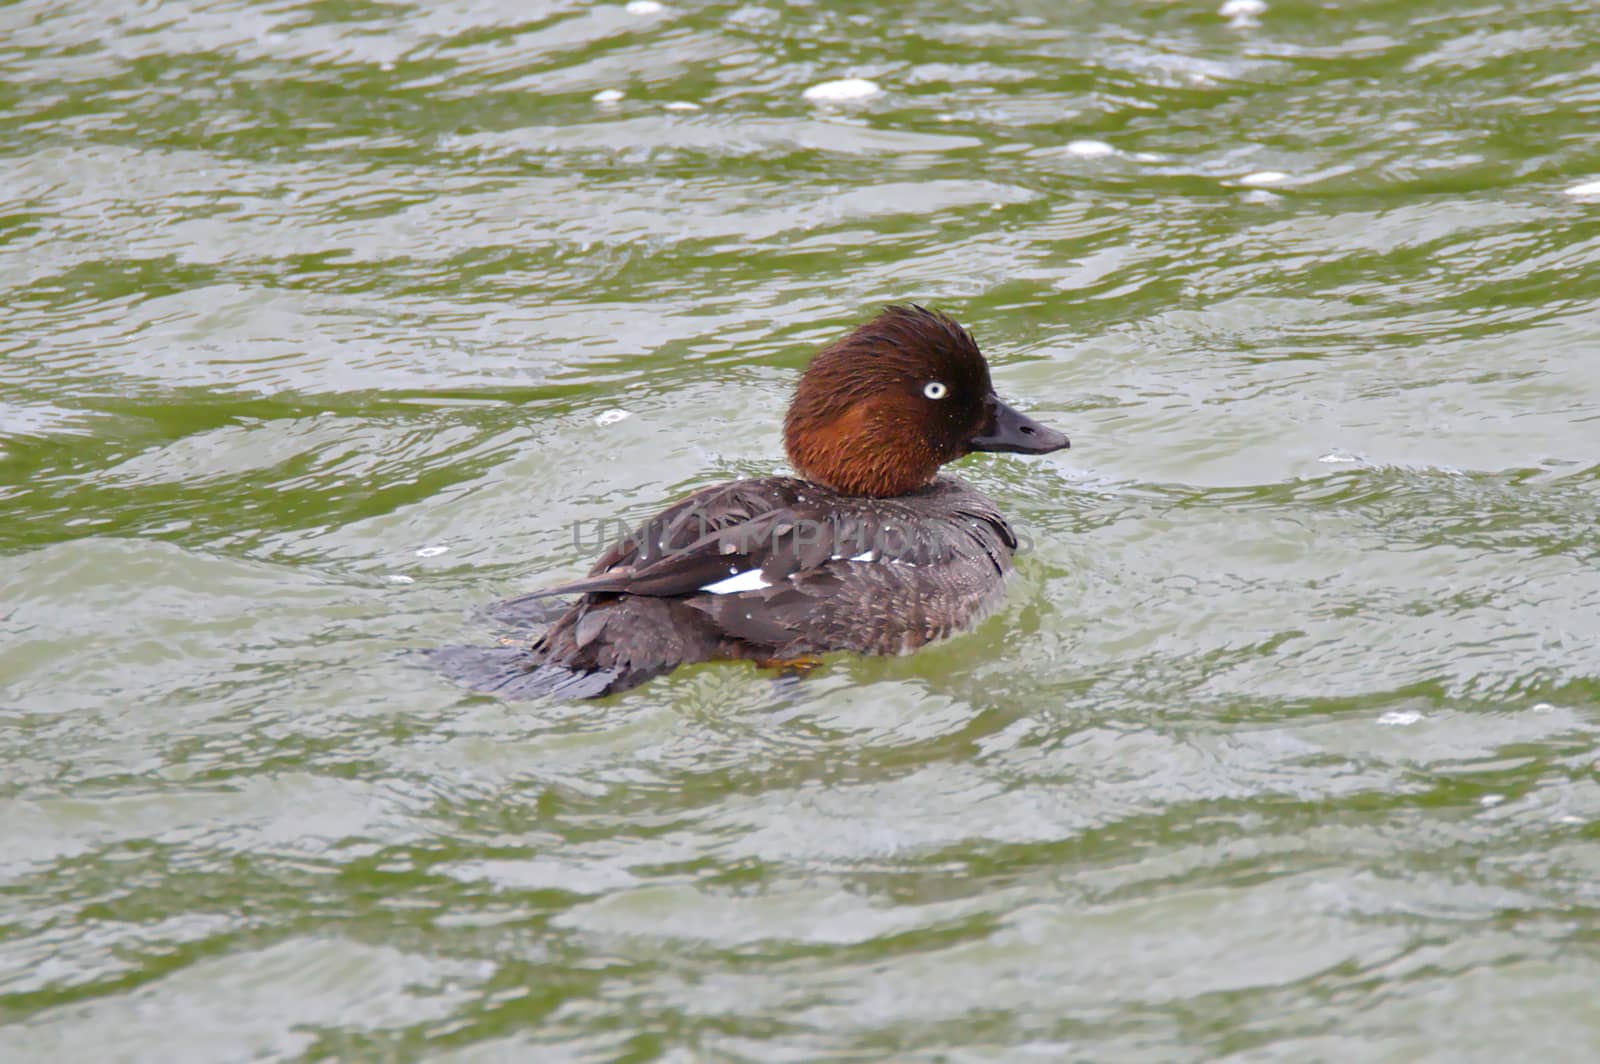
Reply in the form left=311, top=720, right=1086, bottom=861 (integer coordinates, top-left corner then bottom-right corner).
left=4, top=0, right=1600, bottom=1059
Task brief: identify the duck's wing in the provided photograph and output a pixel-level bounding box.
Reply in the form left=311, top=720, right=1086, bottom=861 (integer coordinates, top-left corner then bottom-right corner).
left=519, top=477, right=1002, bottom=604
left=689, top=499, right=1019, bottom=653
left=516, top=478, right=828, bottom=601
left=515, top=476, right=1020, bottom=654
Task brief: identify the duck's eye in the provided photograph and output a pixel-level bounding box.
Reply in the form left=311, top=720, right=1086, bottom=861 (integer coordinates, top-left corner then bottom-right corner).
left=923, top=381, right=949, bottom=400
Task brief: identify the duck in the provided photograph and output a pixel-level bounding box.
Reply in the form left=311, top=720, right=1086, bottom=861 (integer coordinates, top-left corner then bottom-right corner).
left=431, top=305, right=1069, bottom=699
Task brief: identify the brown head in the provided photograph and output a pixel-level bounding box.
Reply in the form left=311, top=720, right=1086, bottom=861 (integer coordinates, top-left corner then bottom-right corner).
left=782, top=305, right=1069, bottom=497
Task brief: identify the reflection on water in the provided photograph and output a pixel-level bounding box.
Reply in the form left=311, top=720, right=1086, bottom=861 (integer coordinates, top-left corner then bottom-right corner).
left=3, top=0, right=1599, bottom=1058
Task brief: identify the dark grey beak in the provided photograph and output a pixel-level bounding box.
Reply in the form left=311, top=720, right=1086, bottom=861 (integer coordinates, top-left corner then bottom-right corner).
left=968, top=396, right=1070, bottom=455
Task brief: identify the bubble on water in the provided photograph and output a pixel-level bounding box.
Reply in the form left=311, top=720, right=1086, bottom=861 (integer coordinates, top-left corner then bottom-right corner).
left=625, top=0, right=663, bottom=13
left=1479, top=794, right=1506, bottom=808
left=1239, top=170, right=1289, bottom=186
left=663, top=101, right=701, bottom=111
left=1564, top=179, right=1600, bottom=197
left=1531, top=701, right=1556, bottom=713
left=592, top=88, right=625, bottom=105
left=1318, top=450, right=1359, bottom=464
left=1220, top=0, right=1267, bottom=23
left=1064, top=139, right=1115, bottom=158
left=416, top=545, right=450, bottom=557
left=1557, top=815, right=1585, bottom=825
left=802, top=78, right=882, bottom=103
left=1377, top=710, right=1422, bottom=726
left=595, top=408, right=632, bottom=426
left=386, top=574, right=415, bottom=585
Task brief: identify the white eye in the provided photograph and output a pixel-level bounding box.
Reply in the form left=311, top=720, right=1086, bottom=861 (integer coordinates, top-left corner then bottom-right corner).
left=923, top=381, right=949, bottom=400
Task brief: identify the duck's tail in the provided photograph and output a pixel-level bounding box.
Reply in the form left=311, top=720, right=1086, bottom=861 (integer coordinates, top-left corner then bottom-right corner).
left=423, top=645, right=625, bottom=700
left=427, top=594, right=734, bottom=700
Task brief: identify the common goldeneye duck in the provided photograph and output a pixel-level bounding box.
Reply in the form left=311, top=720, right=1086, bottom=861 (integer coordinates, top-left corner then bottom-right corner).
left=434, top=305, right=1069, bottom=699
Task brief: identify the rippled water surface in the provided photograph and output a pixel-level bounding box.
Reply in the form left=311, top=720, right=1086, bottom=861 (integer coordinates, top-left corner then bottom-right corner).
left=4, top=0, right=1600, bottom=1059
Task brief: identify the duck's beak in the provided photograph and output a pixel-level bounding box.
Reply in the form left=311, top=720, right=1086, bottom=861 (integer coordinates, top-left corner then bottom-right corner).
left=968, top=396, right=1070, bottom=455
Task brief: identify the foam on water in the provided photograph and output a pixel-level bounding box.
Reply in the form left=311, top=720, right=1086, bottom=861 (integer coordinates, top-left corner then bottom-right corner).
left=1064, top=139, right=1116, bottom=158
left=802, top=78, right=882, bottom=102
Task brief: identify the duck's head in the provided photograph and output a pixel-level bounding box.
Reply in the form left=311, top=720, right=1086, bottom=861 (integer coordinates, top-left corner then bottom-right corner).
left=782, top=305, right=1070, bottom=497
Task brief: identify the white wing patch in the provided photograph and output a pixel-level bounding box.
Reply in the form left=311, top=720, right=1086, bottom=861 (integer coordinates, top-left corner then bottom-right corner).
left=700, top=568, right=772, bottom=595
left=834, top=549, right=912, bottom=566
left=832, top=550, right=921, bottom=569
left=703, top=551, right=919, bottom=593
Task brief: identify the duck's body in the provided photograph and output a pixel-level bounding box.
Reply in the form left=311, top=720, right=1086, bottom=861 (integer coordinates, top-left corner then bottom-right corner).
left=453, top=475, right=1018, bottom=698
left=432, top=306, right=1068, bottom=700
